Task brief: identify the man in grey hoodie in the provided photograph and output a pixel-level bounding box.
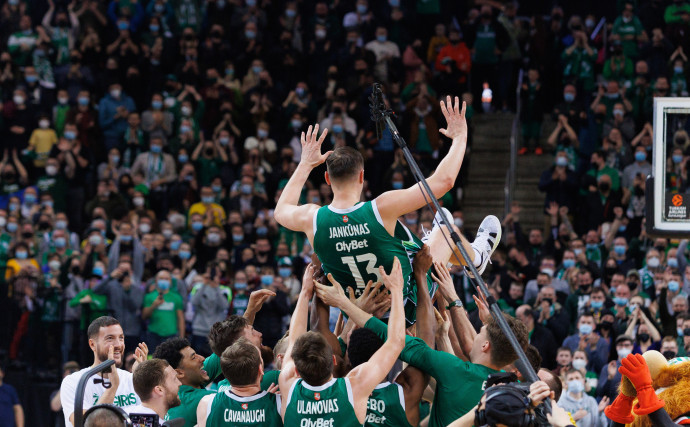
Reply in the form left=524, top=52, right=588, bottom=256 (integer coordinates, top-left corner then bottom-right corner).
left=93, top=260, right=144, bottom=353
left=190, top=274, right=229, bottom=356
left=557, top=368, right=608, bottom=427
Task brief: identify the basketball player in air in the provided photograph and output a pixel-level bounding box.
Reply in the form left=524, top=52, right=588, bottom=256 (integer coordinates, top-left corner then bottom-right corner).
left=274, top=95, right=500, bottom=324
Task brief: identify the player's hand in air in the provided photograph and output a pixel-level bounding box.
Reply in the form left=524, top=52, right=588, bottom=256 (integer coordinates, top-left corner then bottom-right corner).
left=352, top=280, right=390, bottom=316
left=439, top=95, right=467, bottom=142
left=316, top=274, right=349, bottom=308
left=380, top=257, right=403, bottom=294
left=300, top=124, right=331, bottom=169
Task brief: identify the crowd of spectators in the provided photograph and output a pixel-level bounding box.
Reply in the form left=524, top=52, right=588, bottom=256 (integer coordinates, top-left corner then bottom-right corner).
left=2, top=0, right=690, bottom=425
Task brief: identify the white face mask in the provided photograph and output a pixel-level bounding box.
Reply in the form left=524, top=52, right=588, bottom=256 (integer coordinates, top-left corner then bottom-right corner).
left=139, top=223, right=151, bottom=234
left=572, top=359, right=587, bottom=371
left=617, top=347, right=632, bottom=359
left=13, top=95, right=24, bottom=105
left=0, top=217, right=6, bottom=228
left=39, top=119, right=50, bottom=129
left=46, top=165, right=58, bottom=176
left=110, top=89, right=121, bottom=98
left=133, top=197, right=145, bottom=207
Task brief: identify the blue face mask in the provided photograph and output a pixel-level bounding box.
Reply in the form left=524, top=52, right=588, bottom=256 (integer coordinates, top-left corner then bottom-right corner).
left=24, top=194, right=36, bottom=204
left=152, top=100, right=163, bottom=109
left=78, top=97, right=89, bottom=106
left=675, top=66, right=684, bottom=74
left=564, top=93, right=575, bottom=102
left=157, top=279, right=170, bottom=291
left=202, top=196, right=215, bottom=204
left=679, top=327, right=685, bottom=337
left=619, top=225, right=627, bottom=233
left=178, top=250, right=191, bottom=259
left=257, top=129, right=269, bottom=139
left=92, top=266, right=104, bottom=277
left=332, top=124, right=343, bottom=134
left=180, top=125, right=191, bottom=134
left=568, top=380, right=585, bottom=394
left=261, top=275, right=274, bottom=285
left=241, top=184, right=252, bottom=195
left=54, top=237, right=67, bottom=248
left=291, top=119, right=302, bottom=129
left=573, top=248, right=583, bottom=256
left=357, top=4, right=368, bottom=14
left=556, top=156, right=568, bottom=167
left=563, top=258, right=575, bottom=268
left=178, top=154, right=189, bottom=163
left=286, top=9, right=296, bottom=17
left=154, top=4, right=165, bottom=12
left=673, top=154, right=684, bottom=164
left=392, top=181, right=404, bottom=189
left=191, top=222, right=204, bottom=232
left=118, top=21, right=129, bottom=31
left=232, top=234, right=243, bottom=242
left=614, top=245, right=626, bottom=255
left=256, top=227, right=268, bottom=236
left=219, top=137, right=230, bottom=146
left=377, top=35, right=387, bottom=43
left=235, top=282, right=247, bottom=290
left=149, top=24, right=160, bottom=33
left=212, top=185, right=222, bottom=193
left=669, top=281, right=680, bottom=292
left=279, top=267, right=292, bottom=278
left=635, top=152, right=646, bottom=162
left=579, top=324, right=593, bottom=335
left=7, top=223, right=18, bottom=233
left=25, top=75, right=37, bottom=83
left=170, top=240, right=182, bottom=250
left=586, top=243, right=598, bottom=250
left=150, top=145, right=162, bottom=153
left=590, top=300, right=604, bottom=309
left=120, top=235, right=132, bottom=243
left=252, top=65, right=262, bottom=74
left=246, top=30, right=257, bottom=40
left=668, top=257, right=679, bottom=268
left=15, top=250, right=28, bottom=259
left=613, top=296, right=628, bottom=306
left=389, top=0, right=400, bottom=6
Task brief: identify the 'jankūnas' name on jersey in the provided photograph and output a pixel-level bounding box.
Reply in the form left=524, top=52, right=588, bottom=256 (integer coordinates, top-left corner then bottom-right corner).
left=224, top=408, right=266, bottom=423
left=297, top=398, right=340, bottom=414
left=328, top=223, right=370, bottom=239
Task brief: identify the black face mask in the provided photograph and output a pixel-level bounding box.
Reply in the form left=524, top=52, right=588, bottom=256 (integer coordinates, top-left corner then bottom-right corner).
left=579, top=284, right=592, bottom=293
left=655, top=245, right=666, bottom=253
left=71, top=266, right=81, bottom=275
left=662, top=350, right=677, bottom=360
left=594, top=113, right=606, bottom=121
left=684, top=327, right=690, bottom=336
left=205, top=148, right=215, bottom=157
left=627, top=280, right=638, bottom=291
left=638, top=333, right=650, bottom=342
left=599, top=182, right=611, bottom=192
left=257, top=249, right=270, bottom=257
left=599, top=321, right=613, bottom=331
left=22, top=231, right=33, bottom=239
left=39, top=222, right=51, bottom=230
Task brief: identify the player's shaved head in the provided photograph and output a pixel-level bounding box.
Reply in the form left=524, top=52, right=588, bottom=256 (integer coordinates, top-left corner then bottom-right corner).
left=347, top=328, right=383, bottom=368
left=84, top=407, right=126, bottom=426
left=326, top=147, right=363, bottom=183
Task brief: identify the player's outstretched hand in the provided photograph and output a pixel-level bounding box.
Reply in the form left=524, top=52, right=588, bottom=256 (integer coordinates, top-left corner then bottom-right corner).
left=247, top=288, right=276, bottom=313
left=300, top=124, right=331, bottom=169
left=301, top=264, right=315, bottom=298
left=430, top=261, right=457, bottom=303
left=413, top=245, right=433, bottom=277
left=380, top=257, right=403, bottom=293
left=439, top=95, right=467, bottom=141
left=315, top=274, right=348, bottom=308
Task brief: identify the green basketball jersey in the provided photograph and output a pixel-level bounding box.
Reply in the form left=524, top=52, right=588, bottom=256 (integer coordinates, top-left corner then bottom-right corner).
left=364, top=382, right=412, bottom=427
left=284, top=377, right=360, bottom=427
left=313, top=201, right=421, bottom=296
left=206, top=389, right=282, bottom=426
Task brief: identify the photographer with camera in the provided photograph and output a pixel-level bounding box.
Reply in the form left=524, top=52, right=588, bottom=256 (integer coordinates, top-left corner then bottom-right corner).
left=447, top=376, right=575, bottom=427
left=93, top=260, right=144, bottom=353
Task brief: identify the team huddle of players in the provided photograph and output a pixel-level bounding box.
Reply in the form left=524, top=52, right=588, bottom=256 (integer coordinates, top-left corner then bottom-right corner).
left=63, top=96, right=528, bottom=427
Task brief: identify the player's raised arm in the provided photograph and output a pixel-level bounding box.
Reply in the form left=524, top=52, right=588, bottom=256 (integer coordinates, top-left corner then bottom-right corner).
left=279, top=264, right=315, bottom=416
left=376, top=96, right=468, bottom=225
left=274, top=124, right=330, bottom=234
left=347, top=258, right=406, bottom=422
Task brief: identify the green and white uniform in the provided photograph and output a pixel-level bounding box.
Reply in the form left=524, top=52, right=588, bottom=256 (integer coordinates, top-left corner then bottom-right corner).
left=365, top=382, right=411, bottom=427
left=206, top=389, right=282, bottom=426
left=165, top=353, right=222, bottom=426
left=284, top=377, right=360, bottom=427
left=365, top=317, right=497, bottom=427
left=313, top=201, right=434, bottom=324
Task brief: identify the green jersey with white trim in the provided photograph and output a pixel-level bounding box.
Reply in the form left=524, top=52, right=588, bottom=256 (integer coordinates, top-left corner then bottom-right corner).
left=284, top=377, right=360, bottom=427
left=313, top=201, right=430, bottom=323
left=365, top=381, right=412, bottom=427
left=206, top=389, right=282, bottom=426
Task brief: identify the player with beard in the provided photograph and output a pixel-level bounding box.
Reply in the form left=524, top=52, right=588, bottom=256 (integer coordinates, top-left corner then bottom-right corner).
left=126, top=359, right=182, bottom=424
left=153, top=338, right=218, bottom=427
left=197, top=337, right=283, bottom=427
left=274, top=97, right=501, bottom=326
left=60, top=316, right=148, bottom=427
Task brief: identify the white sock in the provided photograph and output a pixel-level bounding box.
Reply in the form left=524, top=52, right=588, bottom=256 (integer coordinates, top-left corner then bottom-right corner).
left=472, top=247, right=482, bottom=266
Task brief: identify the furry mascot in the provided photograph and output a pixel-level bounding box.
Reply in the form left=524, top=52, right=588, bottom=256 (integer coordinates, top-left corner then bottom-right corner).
left=604, top=351, right=690, bottom=427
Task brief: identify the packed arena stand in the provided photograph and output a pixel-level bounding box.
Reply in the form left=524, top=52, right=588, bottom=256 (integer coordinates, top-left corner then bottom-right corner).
left=1, top=0, right=690, bottom=426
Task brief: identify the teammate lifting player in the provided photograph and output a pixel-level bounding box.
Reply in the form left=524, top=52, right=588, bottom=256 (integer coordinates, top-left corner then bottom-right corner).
left=274, top=95, right=501, bottom=323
